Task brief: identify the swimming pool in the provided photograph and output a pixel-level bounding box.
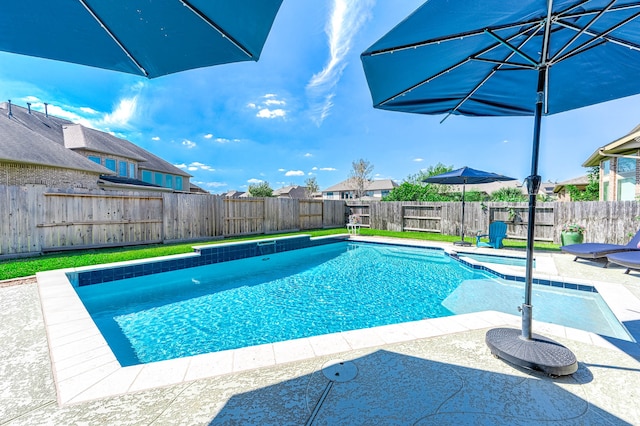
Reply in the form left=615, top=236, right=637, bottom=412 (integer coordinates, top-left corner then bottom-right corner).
left=72, top=240, right=631, bottom=366
left=457, top=252, right=534, bottom=268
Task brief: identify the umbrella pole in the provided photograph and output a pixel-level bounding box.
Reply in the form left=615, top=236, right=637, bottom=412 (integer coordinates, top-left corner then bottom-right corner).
left=486, top=68, right=577, bottom=377
left=461, top=183, right=465, bottom=242
left=454, top=181, right=470, bottom=246
left=521, top=70, right=545, bottom=340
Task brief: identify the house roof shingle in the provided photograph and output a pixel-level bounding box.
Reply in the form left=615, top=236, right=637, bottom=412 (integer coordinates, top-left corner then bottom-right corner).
left=0, top=104, right=112, bottom=175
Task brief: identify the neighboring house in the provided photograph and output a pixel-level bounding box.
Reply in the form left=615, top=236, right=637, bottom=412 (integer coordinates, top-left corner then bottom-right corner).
left=553, top=175, right=588, bottom=202
left=221, top=190, right=245, bottom=198
left=0, top=101, right=192, bottom=192
left=322, top=178, right=398, bottom=200
left=273, top=185, right=308, bottom=199
left=583, top=123, right=640, bottom=201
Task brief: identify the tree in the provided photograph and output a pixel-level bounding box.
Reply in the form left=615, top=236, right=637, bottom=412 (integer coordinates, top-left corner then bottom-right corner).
left=248, top=181, right=273, bottom=197
left=383, top=163, right=455, bottom=201
left=349, top=158, right=374, bottom=199
left=304, top=176, right=319, bottom=198
left=566, top=166, right=599, bottom=201
left=489, top=187, right=528, bottom=202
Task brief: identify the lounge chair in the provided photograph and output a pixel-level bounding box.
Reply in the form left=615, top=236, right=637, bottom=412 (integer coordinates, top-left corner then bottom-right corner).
left=476, top=221, right=507, bottom=249
left=606, top=251, right=640, bottom=274
left=561, top=229, right=640, bottom=264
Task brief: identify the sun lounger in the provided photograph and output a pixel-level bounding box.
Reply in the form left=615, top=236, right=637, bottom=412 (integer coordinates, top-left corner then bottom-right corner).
left=561, top=229, right=640, bottom=264
left=606, top=251, right=640, bottom=274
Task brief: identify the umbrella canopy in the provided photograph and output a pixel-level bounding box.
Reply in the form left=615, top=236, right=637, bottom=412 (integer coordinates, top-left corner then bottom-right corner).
left=361, top=0, right=640, bottom=376
left=0, top=0, right=283, bottom=78
left=424, top=167, right=516, bottom=246
left=423, top=166, right=515, bottom=186
left=361, top=0, right=640, bottom=117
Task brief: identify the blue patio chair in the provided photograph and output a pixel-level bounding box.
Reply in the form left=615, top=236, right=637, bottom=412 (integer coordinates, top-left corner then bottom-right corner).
left=476, top=221, right=507, bottom=249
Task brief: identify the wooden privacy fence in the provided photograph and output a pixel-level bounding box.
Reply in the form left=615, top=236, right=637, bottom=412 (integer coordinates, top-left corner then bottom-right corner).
left=347, top=200, right=640, bottom=245
left=0, top=185, right=347, bottom=257
left=3, top=184, right=640, bottom=257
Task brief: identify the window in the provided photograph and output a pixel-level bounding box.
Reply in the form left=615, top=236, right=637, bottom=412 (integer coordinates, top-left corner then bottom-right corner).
left=602, top=159, right=610, bottom=175
left=118, top=161, right=127, bottom=177
left=88, top=156, right=101, bottom=164
left=105, top=158, right=116, bottom=172
left=617, top=157, right=636, bottom=201
left=141, top=170, right=152, bottom=183
left=154, top=172, right=163, bottom=186
left=129, top=163, right=136, bottom=178
left=381, top=190, right=391, bottom=197
left=165, top=175, right=173, bottom=189
left=175, top=176, right=183, bottom=191
left=603, top=181, right=609, bottom=201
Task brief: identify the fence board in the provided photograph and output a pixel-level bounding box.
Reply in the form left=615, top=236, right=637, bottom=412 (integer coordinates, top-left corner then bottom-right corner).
left=6, top=183, right=640, bottom=258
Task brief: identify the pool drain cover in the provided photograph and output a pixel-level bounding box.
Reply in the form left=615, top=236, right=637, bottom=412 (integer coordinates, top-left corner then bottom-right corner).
left=321, top=359, right=357, bottom=382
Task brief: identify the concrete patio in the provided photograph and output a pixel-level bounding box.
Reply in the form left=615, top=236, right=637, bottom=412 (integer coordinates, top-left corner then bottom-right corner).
left=1, top=239, right=640, bottom=425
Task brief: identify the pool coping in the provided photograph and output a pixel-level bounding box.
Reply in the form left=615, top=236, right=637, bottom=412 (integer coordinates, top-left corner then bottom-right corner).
left=36, top=235, right=640, bottom=406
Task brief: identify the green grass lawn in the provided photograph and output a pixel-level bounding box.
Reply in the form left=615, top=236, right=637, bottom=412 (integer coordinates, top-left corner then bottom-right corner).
left=0, top=228, right=560, bottom=281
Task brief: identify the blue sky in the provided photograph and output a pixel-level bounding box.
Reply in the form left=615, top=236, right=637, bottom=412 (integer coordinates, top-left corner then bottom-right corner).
left=1, top=0, right=639, bottom=193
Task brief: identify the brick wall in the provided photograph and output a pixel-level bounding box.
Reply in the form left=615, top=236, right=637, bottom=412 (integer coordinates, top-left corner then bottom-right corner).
left=0, top=162, right=100, bottom=189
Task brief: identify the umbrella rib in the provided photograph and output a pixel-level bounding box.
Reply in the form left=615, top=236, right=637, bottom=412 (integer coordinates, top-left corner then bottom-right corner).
left=549, top=0, right=616, bottom=63
left=77, top=0, right=149, bottom=77
left=555, top=19, right=640, bottom=51
left=378, top=22, right=540, bottom=107
left=442, top=26, right=541, bottom=121
left=553, top=9, right=640, bottom=64
left=363, top=20, right=543, bottom=57
left=484, top=29, right=538, bottom=66
left=180, top=0, right=253, bottom=59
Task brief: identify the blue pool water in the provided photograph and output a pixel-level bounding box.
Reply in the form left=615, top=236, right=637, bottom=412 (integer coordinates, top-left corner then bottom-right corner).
left=458, top=253, right=534, bottom=268
left=74, top=241, right=630, bottom=366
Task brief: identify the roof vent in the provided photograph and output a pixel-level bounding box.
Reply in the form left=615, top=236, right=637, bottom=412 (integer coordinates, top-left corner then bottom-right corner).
left=27, top=102, right=31, bottom=114
left=7, top=99, right=12, bottom=117
left=44, top=102, right=48, bottom=118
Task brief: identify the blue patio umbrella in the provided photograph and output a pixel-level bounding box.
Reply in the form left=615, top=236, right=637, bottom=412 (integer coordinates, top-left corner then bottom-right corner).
left=423, top=166, right=516, bottom=246
left=361, top=0, right=640, bottom=376
left=0, top=0, right=283, bottom=78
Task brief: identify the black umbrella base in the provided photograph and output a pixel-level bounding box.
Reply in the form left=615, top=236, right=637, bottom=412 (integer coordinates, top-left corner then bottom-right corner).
left=453, top=241, right=472, bottom=247
left=486, top=328, right=578, bottom=377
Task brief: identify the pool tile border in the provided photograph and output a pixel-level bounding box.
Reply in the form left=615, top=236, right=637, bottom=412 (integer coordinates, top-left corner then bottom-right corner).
left=71, top=234, right=347, bottom=287
left=36, top=235, right=640, bottom=406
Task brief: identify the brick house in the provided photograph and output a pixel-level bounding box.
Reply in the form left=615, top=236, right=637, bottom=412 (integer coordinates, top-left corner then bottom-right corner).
left=0, top=101, right=192, bottom=192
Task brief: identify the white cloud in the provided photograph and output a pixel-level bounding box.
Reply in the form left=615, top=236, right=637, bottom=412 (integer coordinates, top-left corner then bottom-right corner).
left=265, top=99, right=286, bottom=106
left=102, top=95, right=138, bottom=127
left=319, top=167, right=337, bottom=171
left=413, top=158, right=424, bottom=162
left=247, top=178, right=263, bottom=184
left=285, top=170, right=305, bottom=176
left=182, top=139, right=196, bottom=149
left=193, top=180, right=227, bottom=189
left=251, top=94, right=287, bottom=119
left=214, top=137, right=241, bottom=144
left=278, top=168, right=286, bottom=172
left=204, top=134, right=213, bottom=139
left=256, top=108, right=286, bottom=119
left=503, top=140, right=509, bottom=144
left=304, top=153, right=313, bottom=157
left=182, top=162, right=215, bottom=172
left=152, top=136, right=160, bottom=141
left=79, top=107, right=99, bottom=115
left=312, top=167, right=318, bottom=171
left=306, top=0, right=374, bottom=125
